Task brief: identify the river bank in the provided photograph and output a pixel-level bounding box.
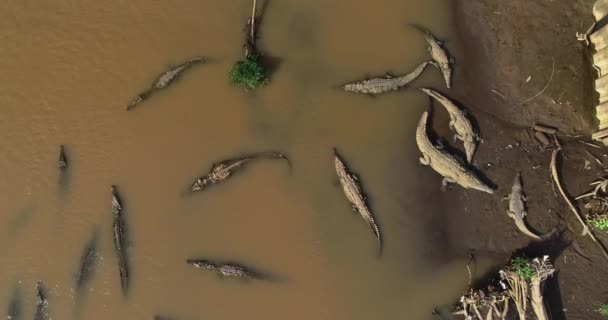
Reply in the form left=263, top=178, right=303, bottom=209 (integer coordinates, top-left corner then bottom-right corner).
left=448, top=0, right=607, bottom=319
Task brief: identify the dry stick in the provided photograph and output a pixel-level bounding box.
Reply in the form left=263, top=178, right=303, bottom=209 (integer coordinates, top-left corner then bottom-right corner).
left=519, top=57, right=555, bottom=105
left=550, top=136, right=608, bottom=260
left=250, top=0, right=257, bottom=45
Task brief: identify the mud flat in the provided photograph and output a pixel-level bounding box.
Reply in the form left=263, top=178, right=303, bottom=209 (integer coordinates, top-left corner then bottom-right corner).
left=449, top=0, right=608, bottom=319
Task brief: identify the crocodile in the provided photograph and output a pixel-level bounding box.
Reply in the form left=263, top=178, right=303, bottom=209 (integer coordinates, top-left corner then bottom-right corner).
left=111, top=185, right=130, bottom=296
left=190, top=151, right=290, bottom=192
left=333, top=148, right=382, bottom=251
left=187, top=259, right=264, bottom=280
left=505, top=173, right=549, bottom=240
left=58, top=145, right=68, bottom=170
left=75, top=230, right=99, bottom=292
left=420, top=88, right=479, bottom=163
left=416, top=107, right=493, bottom=194
left=33, top=281, right=48, bottom=320
left=126, top=56, right=207, bottom=111
left=412, top=25, right=454, bottom=88
left=342, top=61, right=433, bottom=94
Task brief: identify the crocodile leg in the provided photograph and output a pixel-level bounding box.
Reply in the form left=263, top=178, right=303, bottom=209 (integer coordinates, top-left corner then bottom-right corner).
left=420, top=155, right=431, bottom=166
left=454, top=133, right=464, bottom=142
left=435, top=139, right=445, bottom=149
left=441, top=177, right=454, bottom=191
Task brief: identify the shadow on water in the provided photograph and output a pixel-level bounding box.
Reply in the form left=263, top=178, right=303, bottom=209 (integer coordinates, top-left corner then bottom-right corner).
left=8, top=204, right=37, bottom=236
left=73, top=228, right=100, bottom=319
left=7, top=286, right=22, bottom=320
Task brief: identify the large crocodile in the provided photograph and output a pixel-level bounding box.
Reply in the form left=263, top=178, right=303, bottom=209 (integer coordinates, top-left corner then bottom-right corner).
left=126, top=57, right=207, bottom=111
left=58, top=145, right=68, bottom=170
left=420, top=88, right=479, bottom=163
left=416, top=107, right=493, bottom=193
left=412, top=25, right=453, bottom=88
left=187, top=259, right=265, bottom=280
left=75, top=230, right=99, bottom=292
left=505, top=173, right=552, bottom=240
left=33, top=281, right=48, bottom=320
left=333, top=148, right=382, bottom=251
left=111, top=185, right=130, bottom=296
left=190, top=151, right=290, bottom=192
left=342, top=61, right=433, bottom=94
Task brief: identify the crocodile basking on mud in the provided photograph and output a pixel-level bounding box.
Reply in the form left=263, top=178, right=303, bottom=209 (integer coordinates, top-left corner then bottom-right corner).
left=412, top=25, right=453, bottom=88
left=33, top=281, right=48, bottom=320
left=126, top=57, right=207, bottom=111
left=111, top=185, right=130, bottom=296
left=190, top=151, right=290, bottom=192
left=186, top=259, right=266, bottom=280
left=333, top=148, right=382, bottom=251
left=342, top=61, right=433, bottom=94
left=505, top=173, right=552, bottom=240
left=420, top=88, right=479, bottom=163
left=416, top=107, right=493, bottom=193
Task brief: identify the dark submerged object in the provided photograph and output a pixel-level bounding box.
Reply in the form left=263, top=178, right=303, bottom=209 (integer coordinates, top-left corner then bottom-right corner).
left=186, top=259, right=267, bottom=280
left=75, top=230, right=99, bottom=291
left=126, top=57, right=207, bottom=111
left=7, top=287, right=22, bottom=320
left=58, top=145, right=68, bottom=170
left=111, top=185, right=130, bottom=296
left=189, top=151, right=290, bottom=192
left=33, top=281, right=48, bottom=320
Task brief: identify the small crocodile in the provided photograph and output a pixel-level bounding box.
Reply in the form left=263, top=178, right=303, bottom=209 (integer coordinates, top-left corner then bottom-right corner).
left=111, top=185, right=130, bottom=296
left=416, top=107, right=493, bottom=193
left=412, top=25, right=453, bottom=88
left=334, top=148, right=382, bottom=251
left=58, top=145, right=68, bottom=170
left=505, top=173, right=549, bottom=240
left=75, top=230, right=99, bottom=292
left=342, top=61, right=432, bottom=94
left=126, top=57, right=207, bottom=111
left=190, top=151, right=290, bottom=192
left=33, top=281, right=48, bottom=320
left=420, top=88, right=479, bottom=163
left=187, top=259, right=264, bottom=280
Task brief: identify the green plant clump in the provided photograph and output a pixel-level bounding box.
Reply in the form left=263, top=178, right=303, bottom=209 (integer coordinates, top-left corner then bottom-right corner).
left=588, top=214, right=608, bottom=231
left=229, top=54, right=268, bottom=90
left=599, top=304, right=608, bottom=319
left=510, top=257, right=535, bottom=280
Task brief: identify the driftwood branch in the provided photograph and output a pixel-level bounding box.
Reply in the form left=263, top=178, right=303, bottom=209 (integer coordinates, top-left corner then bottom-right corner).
left=549, top=136, right=608, bottom=260
left=250, top=0, right=257, bottom=44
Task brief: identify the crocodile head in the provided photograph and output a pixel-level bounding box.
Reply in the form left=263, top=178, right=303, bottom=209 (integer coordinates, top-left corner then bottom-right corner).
left=191, top=178, right=210, bottom=192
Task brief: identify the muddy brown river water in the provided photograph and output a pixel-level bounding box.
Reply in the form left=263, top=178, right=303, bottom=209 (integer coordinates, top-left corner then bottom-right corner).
left=0, top=1, right=501, bottom=319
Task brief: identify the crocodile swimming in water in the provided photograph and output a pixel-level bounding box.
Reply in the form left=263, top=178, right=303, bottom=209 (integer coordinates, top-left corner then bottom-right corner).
left=111, top=185, right=130, bottom=296
left=58, top=145, right=68, bottom=170
left=420, top=88, right=479, bottom=163
left=505, top=173, right=553, bottom=240
left=342, top=60, right=433, bottom=94
left=33, top=281, right=48, bottom=320
left=126, top=56, right=207, bottom=111
left=412, top=25, right=454, bottom=88
left=333, top=148, right=382, bottom=251
left=186, top=259, right=265, bottom=280
left=416, top=107, right=493, bottom=194
left=189, top=151, right=290, bottom=192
